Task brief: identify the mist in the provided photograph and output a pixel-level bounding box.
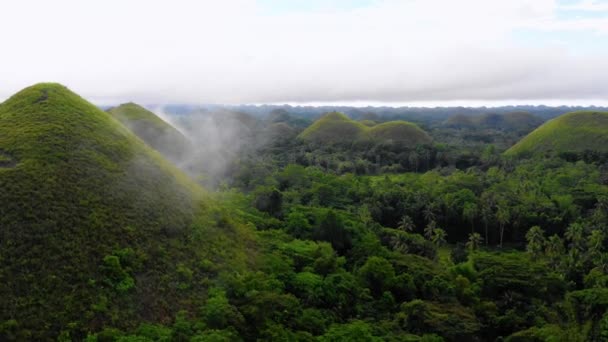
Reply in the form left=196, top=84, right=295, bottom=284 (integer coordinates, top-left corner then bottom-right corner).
left=153, top=107, right=266, bottom=187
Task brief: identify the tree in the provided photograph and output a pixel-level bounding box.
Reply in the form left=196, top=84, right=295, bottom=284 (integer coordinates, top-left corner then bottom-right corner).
left=480, top=192, right=495, bottom=246
left=358, top=205, right=373, bottom=229
left=314, top=210, right=352, bottom=255
left=565, top=223, right=586, bottom=269
left=496, top=203, right=510, bottom=248
left=390, top=234, right=409, bottom=253
left=358, top=256, right=395, bottom=297
left=253, top=186, right=283, bottom=217
left=423, top=204, right=436, bottom=224
left=431, top=228, right=447, bottom=248
left=525, top=226, right=546, bottom=260
left=587, top=229, right=605, bottom=265
left=286, top=211, right=311, bottom=238
left=545, top=234, right=565, bottom=269
left=463, top=202, right=478, bottom=234
left=466, top=233, right=483, bottom=251
left=397, top=214, right=415, bottom=232
left=424, top=221, right=436, bottom=240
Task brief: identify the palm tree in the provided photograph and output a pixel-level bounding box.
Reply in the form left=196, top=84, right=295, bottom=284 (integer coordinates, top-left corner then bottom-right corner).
left=545, top=234, right=564, bottom=269
left=397, top=215, right=415, bottom=232
left=480, top=193, right=495, bottom=246
left=565, top=223, right=585, bottom=267
left=496, top=204, right=510, bottom=248
left=424, top=221, right=436, bottom=240
left=431, top=228, right=447, bottom=247
left=587, top=229, right=605, bottom=263
left=565, top=223, right=585, bottom=250
left=463, top=202, right=478, bottom=234
left=358, top=205, right=373, bottom=228
left=423, top=205, right=436, bottom=224
left=525, top=226, right=545, bottom=259
left=466, top=232, right=483, bottom=251
left=390, top=234, right=409, bottom=253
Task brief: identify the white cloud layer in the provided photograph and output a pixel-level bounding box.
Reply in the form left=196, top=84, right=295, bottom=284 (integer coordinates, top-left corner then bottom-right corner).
left=0, top=0, right=607, bottom=105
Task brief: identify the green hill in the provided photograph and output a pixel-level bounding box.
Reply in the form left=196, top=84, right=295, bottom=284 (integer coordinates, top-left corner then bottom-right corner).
left=298, top=112, right=367, bottom=144
left=298, top=112, right=431, bottom=146
left=505, top=111, right=608, bottom=157
left=359, top=119, right=377, bottom=127
left=368, top=121, right=432, bottom=145
left=108, top=103, right=191, bottom=163
left=443, top=114, right=475, bottom=128
left=0, top=83, right=252, bottom=339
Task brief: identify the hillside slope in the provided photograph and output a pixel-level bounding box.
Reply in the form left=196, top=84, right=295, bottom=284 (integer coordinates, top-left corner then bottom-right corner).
left=108, top=103, right=191, bottom=163
left=0, top=83, right=252, bottom=339
left=506, top=111, right=608, bottom=156
left=298, top=112, right=431, bottom=146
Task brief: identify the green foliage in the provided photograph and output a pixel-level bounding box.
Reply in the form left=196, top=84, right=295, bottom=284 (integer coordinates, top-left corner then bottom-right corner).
left=320, top=320, right=381, bottom=341
left=398, top=300, right=480, bottom=340
left=358, top=256, right=396, bottom=297
left=5, top=84, right=608, bottom=341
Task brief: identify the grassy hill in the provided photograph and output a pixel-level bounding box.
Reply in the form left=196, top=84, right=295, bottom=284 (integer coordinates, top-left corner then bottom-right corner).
left=298, top=112, right=432, bottom=146
left=0, top=83, right=253, bottom=339
left=368, top=121, right=432, bottom=145
left=108, top=103, right=191, bottom=163
left=505, top=111, right=608, bottom=157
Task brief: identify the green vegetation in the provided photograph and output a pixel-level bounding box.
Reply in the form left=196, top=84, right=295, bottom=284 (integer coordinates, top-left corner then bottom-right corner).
left=108, top=102, right=191, bottom=163
left=298, top=112, right=432, bottom=146
left=444, top=111, right=542, bottom=132
left=3, top=85, right=608, bottom=341
left=507, top=111, right=608, bottom=157
left=0, top=84, right=253, bottom=340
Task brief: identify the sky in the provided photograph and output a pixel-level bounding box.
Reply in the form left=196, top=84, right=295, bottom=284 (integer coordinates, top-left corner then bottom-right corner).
left=1, top=0, right=608, bottom=106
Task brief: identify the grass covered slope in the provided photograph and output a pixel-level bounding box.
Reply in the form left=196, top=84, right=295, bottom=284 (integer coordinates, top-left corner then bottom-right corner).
left=108, top=102, right=191, bottom=163
left=368, top=121, right=432, bottom=145
left=506, top=111, right=608, bottom=157
left=0, top=83, right=252, bottom=339
left=298, top=112, right=432, bottom=146
left=298, top=112, right=367, bottom=144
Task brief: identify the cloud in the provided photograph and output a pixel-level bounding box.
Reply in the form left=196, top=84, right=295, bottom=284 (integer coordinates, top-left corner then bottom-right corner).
left=0, top=0, right=607, bottom=105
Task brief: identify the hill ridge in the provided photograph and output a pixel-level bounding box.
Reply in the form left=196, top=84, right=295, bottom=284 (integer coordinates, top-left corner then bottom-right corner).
left=107, top=102, right=192, bottom=163
left=298, top=111, right=432, bottom=145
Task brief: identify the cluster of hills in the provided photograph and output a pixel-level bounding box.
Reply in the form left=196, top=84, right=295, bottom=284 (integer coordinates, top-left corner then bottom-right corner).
left=298, top=112, right=433, bottom=146
left=2, top=82, right=608, bottom=339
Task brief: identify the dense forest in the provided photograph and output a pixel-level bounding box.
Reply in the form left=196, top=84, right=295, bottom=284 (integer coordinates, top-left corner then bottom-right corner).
left=3, top=84, right=608, bottom=341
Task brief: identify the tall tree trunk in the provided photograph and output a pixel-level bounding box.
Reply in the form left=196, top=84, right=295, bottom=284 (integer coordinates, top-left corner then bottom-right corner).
left=484, top=222, right=488, bottom=246
left=499, top=224, right=504, bottom=248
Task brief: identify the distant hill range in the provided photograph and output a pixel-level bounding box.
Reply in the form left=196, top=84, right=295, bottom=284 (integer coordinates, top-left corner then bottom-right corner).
left=443, top=112, right=543, bottom=132
left=157, top=103, right=608, bottom=124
